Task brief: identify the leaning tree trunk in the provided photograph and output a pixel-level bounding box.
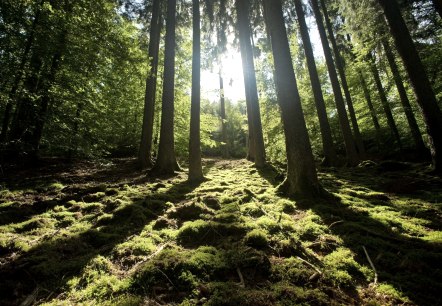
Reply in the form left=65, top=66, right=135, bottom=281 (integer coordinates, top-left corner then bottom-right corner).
left=263, top=0, right=321, bottom=198
left=382, top=39, right=426, bottom=152
left=378, top=0, right=442, bottom=173
left=320, top=0, right=365, bottom=158
left=310, top=0, right=359, bottom=166
left=367, top=52, right=403, bottom=150
left=188, top=0, right=204, bottom=182
left=236, top=0, right=266, bottom=167
left=139, top=0, right=162, bottom=169
left=294, top=0, right=337, bottom=167
left=153, top=0, right=179, bottom=175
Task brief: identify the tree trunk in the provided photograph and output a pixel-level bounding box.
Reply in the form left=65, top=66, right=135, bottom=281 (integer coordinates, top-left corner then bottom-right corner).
left=310, top=0, right=359, bottom=166
left=236, top=0, right=266, bottom=167
left=263, top=0, right=321, bottom=198
left=294, top=0, right=337, bottom=167
left=0, top=0, right=45, bottom=143
left=367, top=52, right=403, bottom=150
left=188, top=0, right=203, bottom=182
left=153, top=0, right=179, bottom=175
left=359, top=71, right=382, bottom=148
left=219, top=69, right=229, bottom=158
left=139, top=0, right=162, bottom=169
left=319, top=0, right=365, bottom=158
left=382, top=39, right=426, bottom=152
left=378, top=0, right=442, bottom=173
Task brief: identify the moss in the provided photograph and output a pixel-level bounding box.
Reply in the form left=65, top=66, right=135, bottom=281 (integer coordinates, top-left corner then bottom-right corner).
left=244, top=229, right=269, bottom=249
left=83, top=192, right=106, bottom=203
left=168, top=201, right=213, bottom=221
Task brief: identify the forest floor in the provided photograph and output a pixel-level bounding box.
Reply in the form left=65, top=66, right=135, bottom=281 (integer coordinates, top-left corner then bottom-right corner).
left=0, top=158, right=441, bottom=305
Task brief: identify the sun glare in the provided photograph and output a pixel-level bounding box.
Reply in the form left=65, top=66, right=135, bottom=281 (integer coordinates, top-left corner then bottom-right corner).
left=201, top=51, right=246, bottom=104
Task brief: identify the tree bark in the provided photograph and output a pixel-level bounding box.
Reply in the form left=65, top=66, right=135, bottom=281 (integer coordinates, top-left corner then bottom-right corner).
left=367, top=52, right=403, bottom=150
left=382, top=39, right=426, bottom=152
left=236, top=0, right=266, bottom=167
left=358, top=71, right=382, bottom=148
left=319, top=0, right=365, bottom=158
left=310, top=0, right=359, bottom=166
left=294, top=0, right=337, bottom=167
left=139, top=0, right=162, bottom=169
left=153, top=0, right=179, bottom=175
left=263, top=0, right=321, bottom=198
left=219, top=69, right=229, bottom=158
left=378, top=0, right=442, bottom=173
left=188, top=0, right=204, bottom=181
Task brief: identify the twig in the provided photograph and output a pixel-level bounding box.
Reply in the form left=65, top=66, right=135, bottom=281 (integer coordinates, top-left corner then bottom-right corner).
left=129, top=243, right=170, bottom=274
left=328, top=220, right=344, bottom=228
left=296, top=256, right=322, bottom=275
left=236, top=267, right=245, bottom=288
left=20, top=287, right=39, bottom=306
left=363, top=246, right=378, bottom=285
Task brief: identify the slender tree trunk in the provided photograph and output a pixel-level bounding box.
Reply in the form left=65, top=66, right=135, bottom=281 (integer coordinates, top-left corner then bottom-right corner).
left=139, top=0, right=162, bottom=169
left=310, top=0, right=359, bottom=166
left=359, top=71, right=382, bottom=148
left=188, top=0, right=203, bottom=181
left=236, top=0, right=266, bottom=167
left=319, top=0, right=365, bottom=158
left=153, top=0, right=179, bottom=174
left=378, top=0, right=442, bottom=172
left=294, top=0, right=337, bottom=167
left=382, top=39, right=426, bottom=152
left=0, top=0, right=45, bottom=143
left=263, top=0, right=321, bottom=198
left=367, top=52, right=403, bottom=149
left=219, top=69, right=229, bottom=158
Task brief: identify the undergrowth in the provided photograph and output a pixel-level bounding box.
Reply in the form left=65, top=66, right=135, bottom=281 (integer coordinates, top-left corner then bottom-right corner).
left=0, top=158, right=441, bottom=305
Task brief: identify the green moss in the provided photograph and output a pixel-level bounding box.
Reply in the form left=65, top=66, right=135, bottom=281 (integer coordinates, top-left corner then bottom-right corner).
left=244, top=229, right=269, bottom=249
left=177, top=220, right=246, bottom=246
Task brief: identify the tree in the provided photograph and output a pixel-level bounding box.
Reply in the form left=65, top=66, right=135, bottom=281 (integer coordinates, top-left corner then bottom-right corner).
left=236, top=0, right=266, bottom=167
left=382, top=39, right=426, bottom=152
left=310, top=0, right=359, bottom=166
left=367, top=52, right=403, bottom=149
left=378, top=0, right=442, bottom=172
left=263, top=0, right=321, bottom=198
left=294, top=0, right=337, bottom=166
left=219, top=68, right=229, bottom=157
left=189, top=0, right=204, bottom=181
left=320, top=0, right=365, bottom=158
left=139, top=0, right=162, bottom=169
left=153, top=0, right=179, bottom=174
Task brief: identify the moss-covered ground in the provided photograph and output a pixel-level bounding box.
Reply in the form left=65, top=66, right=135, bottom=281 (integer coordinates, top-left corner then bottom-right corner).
left=0, top=158, right=441, bottom=305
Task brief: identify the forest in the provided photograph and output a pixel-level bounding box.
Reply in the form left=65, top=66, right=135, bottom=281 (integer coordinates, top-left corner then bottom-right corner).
left=0, top=0, right=441, bottom=305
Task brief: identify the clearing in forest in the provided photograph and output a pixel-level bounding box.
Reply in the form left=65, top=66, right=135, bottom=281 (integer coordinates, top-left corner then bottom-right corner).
left=0, top=158, right=441, bottom=305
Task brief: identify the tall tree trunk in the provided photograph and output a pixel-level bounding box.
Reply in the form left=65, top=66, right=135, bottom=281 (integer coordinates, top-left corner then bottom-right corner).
left=319, top=0, right=365, bottom=158
left=359, top=71, right=382, bottom=148
left=139, top=0, right=162, bottom=169
left=367, top=52, right=403, bottom=150
left=0, top=0, right=45, bottom=143
left=236, top=0, right=266, bottom=167
left=188, top=0, right=203, bottom=181
left=382, top=39, right=426, bottom=152
left=294, top=0, right=337, bottom=167
left=153, top=0, right=179, bottom=174
left=219, top=68, right=229, bottom=158
left=263, top=0, right=321, bottom=198
left=378, top=0, right=442, bottom=173
left=310, top=0, right=359, bottom=166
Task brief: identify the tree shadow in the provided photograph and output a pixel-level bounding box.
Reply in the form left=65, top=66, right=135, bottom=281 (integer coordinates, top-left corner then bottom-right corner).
left=299, top=191, right=441, bottom=304
left=0, top=166, right=205, bottom=305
